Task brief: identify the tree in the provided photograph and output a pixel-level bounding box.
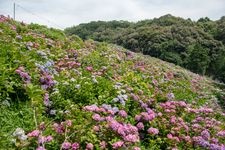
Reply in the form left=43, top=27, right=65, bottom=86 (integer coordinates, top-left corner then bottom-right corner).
left=185, top=44, right=210, bottom=75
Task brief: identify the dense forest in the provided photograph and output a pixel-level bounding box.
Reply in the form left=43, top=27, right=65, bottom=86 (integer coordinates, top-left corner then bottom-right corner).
left=65, top=14, right=225, bottom=82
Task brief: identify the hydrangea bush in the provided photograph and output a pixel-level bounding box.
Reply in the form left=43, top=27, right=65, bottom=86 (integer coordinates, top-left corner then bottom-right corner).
left=1, top=15, right=225, bottom=150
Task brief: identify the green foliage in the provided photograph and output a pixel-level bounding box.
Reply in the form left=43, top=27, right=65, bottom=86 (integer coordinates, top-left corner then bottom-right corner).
left=185, top=44, right=210, bottom=75
left=65, top=14, right=225, bottom=82
left=28, top=23, right=66, bottom=40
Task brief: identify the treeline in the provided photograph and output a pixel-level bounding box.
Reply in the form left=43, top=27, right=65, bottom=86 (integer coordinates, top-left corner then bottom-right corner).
left=65, top=14, right=225, bottom=82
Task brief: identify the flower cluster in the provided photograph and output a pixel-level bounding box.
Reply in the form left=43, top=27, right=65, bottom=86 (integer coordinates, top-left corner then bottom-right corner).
left=86, top=66, right=93, bottom=72
left=135, top=111, right=156, bottom=122
left=43, top=93, right=52, bottom=107
left=37, top=50, right=48, bottom=59
left=134, top=61, right=146, bottom=72
left=13, top=128, right=27, bottom=141
left=108, top=118, right=139, bottom=143
left=39, top=72, right=55, bottom=90
left=84, top=104, right=119, bottom=115
left=55, top=55, right=81, bottom=71
left=112, top=141, right=124, bottom=149
left=27, top=122, right=53, bottom=150
left=147, top=127, right=159, bottom=135
left=26, top=41, right=39, bottom=50
left=36, top=60, right=57, bottom=75
left=112, top=94, right=128, bottom=106
left=15, top=66, right=31, bottom=83
left=0, top=15, right=9, bottom=22
left=84, top=104, right=141, bottom=148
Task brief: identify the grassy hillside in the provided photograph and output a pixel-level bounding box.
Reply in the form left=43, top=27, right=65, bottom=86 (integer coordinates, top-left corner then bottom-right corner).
left=65, top=15, right=225, bottom=83
left=1, top=15, right=225, bottom=149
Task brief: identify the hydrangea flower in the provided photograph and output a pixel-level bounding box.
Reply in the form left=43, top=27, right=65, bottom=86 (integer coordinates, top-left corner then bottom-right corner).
left=167, top=93, right=175, bottom=100
left=86, top=143, right=94, bottom=150
left=133, top=147, right=141, bottom=150
left=92, top=114, right=104, bottom=121
left=61, top=142, right=71, bottom=149
left=36, top=146, right=46, bottom=150
left=147, top=127, right=159, bottom=135
left=13, top=128, right=27, bottom=140
left=100, top=141, right=107, bottom=149
left=15, top=67, right=31, bottom=83
left=72, top=142, right=80, bottom=150
left=136, top=122, right=144, bottom=130
left=43, top=93, right=52, bottom=107
left=118, top=110, right=127, bottom=118
left=217, top=131, right=225, bottom=137
left=201, top=129, right=210, bottom=140
left=112, top=141, right=124, bottom=149
left=86, top=66, right=93, bottom=71
left=93, top=125, right=100, bottom=132
left=27, top=130, right=40, bottom=137
left=38, top=136, right=53, bottom=144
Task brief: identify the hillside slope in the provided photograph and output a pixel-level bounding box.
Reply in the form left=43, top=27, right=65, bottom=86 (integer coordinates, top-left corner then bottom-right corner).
left=1, top=15, right=225, bottom=149
left=65, top=14, right=225, bottom=83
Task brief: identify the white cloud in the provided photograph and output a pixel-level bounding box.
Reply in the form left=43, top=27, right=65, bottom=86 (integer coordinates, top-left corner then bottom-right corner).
left=0, top=0, right=224, bottom=29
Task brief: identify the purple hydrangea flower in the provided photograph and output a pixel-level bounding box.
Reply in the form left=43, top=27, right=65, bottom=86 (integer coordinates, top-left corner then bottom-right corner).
left=61, top=142, right=71, bottom=149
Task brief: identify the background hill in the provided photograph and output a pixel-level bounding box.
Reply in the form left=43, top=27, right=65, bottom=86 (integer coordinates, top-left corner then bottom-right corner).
left=65, top=14, right=225, bottom=83
left=1, top=15, right=225, bottom=149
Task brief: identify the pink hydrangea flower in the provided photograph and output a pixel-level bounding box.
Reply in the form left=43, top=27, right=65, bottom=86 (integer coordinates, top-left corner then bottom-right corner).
left=38, top=135, right=53, bottom=143
left=124, top=134, right=139, bottom=142
left=53, top=123, right=64, bottom=134
left=72, top=142, right=80, bottom=150
left=118, top=110, right=127, bottom=118
left=167, top=134, right=173, bottom=139
left=140, top=112, right=155, bottom=121
left=39, top=122, right=45, bottom=130
left=93, top=125, right=100, bottom=132
left=147, top=127, right=159, bottom=135
left=112, top=141, right=124, bottom=149
left=183, top=136, right=191, bottom=143
left=86, top=66, right=93, bottom=71
left=61, top=142, right=71, bottom=149
left=27, top=130, right=40, bottom=137
left=133, top=147, right=141, bottom=150
left=45, top=136, right=53, bottom=142
left=100, top=141, right=107, bottom=149
left=105, top=116, right=113, bottom=121
left=201, top=129, right=210, bottom=140
left=66, top=120, right=72, bottom=127
left=152, top=79, right=158, bottom=86
left=217, top=130, right=225, bottom=137
left=157, top=112, right=162, bottom=117
left=136, top=122, right=144, bottom=130
left=83, top=104, right=99, bottom=112
left=135, top=115, right=141, bottom=121
left=86, top=143, right=94, bottom=150
left=15, top=67, right=31, bottom=83
left=170, top=116, right=176, bottom=124
left=44, top=93, right=51, bottom=107
left=36, top=146, right=46, bottom=150
left=92, top=114, right=104, bottom=121
left=130, top=93, right=139, bottom=101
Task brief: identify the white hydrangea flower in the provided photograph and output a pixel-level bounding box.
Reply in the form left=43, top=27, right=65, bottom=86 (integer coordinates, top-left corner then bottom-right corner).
left=75, top=84, right=81, bottom=89
left=18, top=134, right=28, bottom=141
left=13, top=128, right=25, bottom=137
left=71, top=78, right=76, bottom=82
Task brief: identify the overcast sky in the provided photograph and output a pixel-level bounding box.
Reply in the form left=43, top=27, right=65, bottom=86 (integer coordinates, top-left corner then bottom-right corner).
left=0, top=0, right=225, bottom=29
